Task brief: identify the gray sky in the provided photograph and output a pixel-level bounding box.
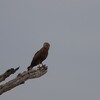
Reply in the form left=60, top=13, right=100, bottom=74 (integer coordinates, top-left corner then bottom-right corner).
left=0, top=0, right=100, bottom=100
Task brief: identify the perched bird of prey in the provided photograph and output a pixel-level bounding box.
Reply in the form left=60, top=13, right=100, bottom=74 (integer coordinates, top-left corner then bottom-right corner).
left=27, top=42, right=50, bottom=70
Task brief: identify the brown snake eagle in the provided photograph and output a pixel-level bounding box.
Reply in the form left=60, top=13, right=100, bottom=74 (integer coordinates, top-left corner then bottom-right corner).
left=27, top=42, right=50, bottom=70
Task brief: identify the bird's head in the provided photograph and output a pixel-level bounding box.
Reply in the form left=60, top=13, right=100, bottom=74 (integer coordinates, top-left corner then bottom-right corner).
left=43, top=42, right=50, bottom=50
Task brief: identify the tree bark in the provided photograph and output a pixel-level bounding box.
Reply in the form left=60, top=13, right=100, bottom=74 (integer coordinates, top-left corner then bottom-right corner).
left=0, top=65, right=47, bottom=95
left=0, top=67, right=19, bottom=83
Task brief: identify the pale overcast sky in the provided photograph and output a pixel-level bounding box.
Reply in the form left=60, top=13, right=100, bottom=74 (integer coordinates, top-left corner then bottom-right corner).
left=0, top=0, right=100, bottom=100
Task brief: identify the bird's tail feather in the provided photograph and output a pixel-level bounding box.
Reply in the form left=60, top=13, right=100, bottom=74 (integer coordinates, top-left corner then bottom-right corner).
left=27, top=65, right=33, bottom=71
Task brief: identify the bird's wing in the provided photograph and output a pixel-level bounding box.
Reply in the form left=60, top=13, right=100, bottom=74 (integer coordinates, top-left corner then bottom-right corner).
left=33, top=48, right=43, bottom=60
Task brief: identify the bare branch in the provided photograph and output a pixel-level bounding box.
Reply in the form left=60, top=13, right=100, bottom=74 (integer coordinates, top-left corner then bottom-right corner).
left=0, top=67, right=20, bottom=83
left=0, top=65, right=47, bottom=95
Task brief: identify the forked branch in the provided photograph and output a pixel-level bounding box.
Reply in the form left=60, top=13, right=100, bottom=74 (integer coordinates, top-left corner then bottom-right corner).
left=0, top=65, right=47, bottom=95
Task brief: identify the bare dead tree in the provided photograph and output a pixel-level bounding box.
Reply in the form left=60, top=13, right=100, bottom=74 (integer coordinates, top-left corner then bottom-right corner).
left=0, top=65, right=48, bottom=95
